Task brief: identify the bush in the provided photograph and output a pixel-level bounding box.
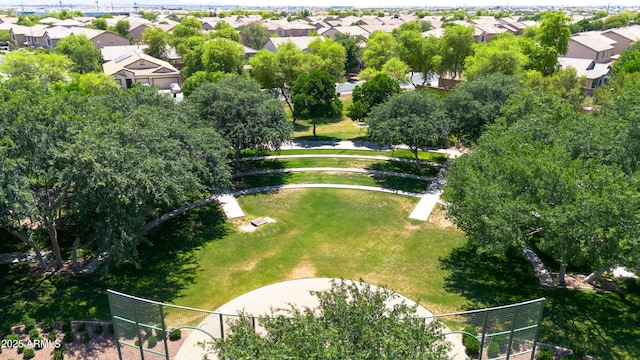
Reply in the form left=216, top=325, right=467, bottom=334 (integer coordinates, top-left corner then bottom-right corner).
left=0, top=322, right=12, bottom=338
left=28, top=329, right=39, bottom=340
left=53, top=349, right=64, bottom=360
left=487, top=341, right=500, bottom=358
left=47, top=332, right=57, bottom=341
left=462, top=326, right=479, bottom=356
left=94, top=324, right=103, bottom=334
left=22, top=347, right=35, bottom=359
left=61, top=320, right=72, bottom=333
left=17, top=343, right=25, bottom=354
left=538, top=348, right=555, bottom=360
left=32, top=336, right=44, bottom=350
left=155, top=329, right=166, bottom=340
left=561, top=355, right=576, bottom=360
left=4, top=333, right=19, bottom=342
left=63, top=332, right=74, bottom=343
left=169, top=329, right=181, bottom=341
left=80, top=332, right=90, bottom=343
left=76, top=322, right=86, bottom=332
left=42, top=319, right=55, bottom=332
left=134, top=339, right=141, bottom=347
left=108, top=323, right=114, bottom=334
left=147, top=335, right=157, bottom=348
left=23, top=317, right=36, bottom=331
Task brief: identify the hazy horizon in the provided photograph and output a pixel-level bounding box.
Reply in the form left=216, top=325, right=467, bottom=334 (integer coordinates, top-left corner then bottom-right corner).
left=1, top=0, right=638, bottom=10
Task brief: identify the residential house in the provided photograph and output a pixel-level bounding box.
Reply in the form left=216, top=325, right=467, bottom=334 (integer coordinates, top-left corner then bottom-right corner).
left=558, top=57, right=611, bottom=95
left=102, top=49, right=182, bottom=90
left=0, top=16, right=18, bottom=24
left=29, top=26, right=130, bottom=50
left=262, top=36, right=320, bottom=52
left=9, top=24, right=48, bottom=47
left=566, top=32, right=616, bottom=63
left=600, top=26, right=640, bottom=55
left=320, top=25, right=370, bottom=43
left=277, top=20, right=316, bottom=37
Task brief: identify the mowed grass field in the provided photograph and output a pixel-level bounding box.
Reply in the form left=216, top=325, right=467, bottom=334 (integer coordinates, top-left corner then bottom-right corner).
left=173, top=189, right=467, bottom=316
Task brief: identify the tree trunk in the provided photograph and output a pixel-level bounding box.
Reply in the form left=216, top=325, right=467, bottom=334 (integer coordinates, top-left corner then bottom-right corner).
left=410, top=71, right=416, bottom=87
left=584, top=267, right=608, bottom=284
left=47, top=227, right=64, bottom=269
left=558, top=264, right=567, bottom=287
left=313, top=118, right=316, bottom=137
left=71, top=236, right=81, bottom=272
left=281, top=88, right=295, bottom=122
left=234, top=147, right=241, bottom=173
left=413, top=148, right=421, bottom=172
left=1, top=226, right=47, bottom=269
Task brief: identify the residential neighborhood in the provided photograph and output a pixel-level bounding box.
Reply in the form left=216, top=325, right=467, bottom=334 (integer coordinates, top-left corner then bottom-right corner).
left=1, top=4, right=640, bottom=360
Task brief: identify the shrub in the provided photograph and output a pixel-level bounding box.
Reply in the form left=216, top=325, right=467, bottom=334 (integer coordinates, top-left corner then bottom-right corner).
left=94, top=324, right=103, bottom=334
left=63, top=332, right=74, bottom=343
left=169, top=329, right=181, bottom=341
left=462, top=326, right=479, bottom=356
left=4, top=333, right=19, bottom=342
left=61, top=320, right=72, bottom=333
left=0, top=322, right=11, bottom=338
left=23, top=317, right=36, bottom=331
left=17, top=343, right=25, bottom=354
left=537, top=347, right=554, bottom=360
left=47, top=332, right=57, bottom=341
left=487, top=341, right=500, bottom=357
left=147, top=335, right=157, bottom=348
left=22, top=347, right=35, bottom=359
left=561, top=355, right=576, bottom=360
left=42, top=319, right=55, bottom=332
left=76, top=323, right=86, bottom=332
left=80, top=332, right=90, bottom=343
left=155, top=329, right=166, bottom=340
left=108, top=323, right=114, bottom=334
left=134, top=339, right=141, bottom=347
left=32, top=336, right=44, bottom=350
left=53, top=349, right=64, bottom=360
left=28, top=329, right=39, bottom=340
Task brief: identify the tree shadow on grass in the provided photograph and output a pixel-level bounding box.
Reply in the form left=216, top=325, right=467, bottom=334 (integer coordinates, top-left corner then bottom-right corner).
left=370, top=175, right=431, bottom=194
left=0, top=205, right=228, bottom=327
left=234, top=172, right=293, bottom=191
left=439, top=244, right=640, bottom=359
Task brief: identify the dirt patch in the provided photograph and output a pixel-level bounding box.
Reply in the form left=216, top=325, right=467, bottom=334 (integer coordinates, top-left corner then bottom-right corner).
left=426, top=206, right=455, bottom=229
left=287, top=256, right=317, bottom=279
left=549, top=273, right=619, bottom=292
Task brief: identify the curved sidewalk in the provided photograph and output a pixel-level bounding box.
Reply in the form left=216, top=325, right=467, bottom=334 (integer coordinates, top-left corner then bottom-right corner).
left=175, top=278, right=466, bottom=360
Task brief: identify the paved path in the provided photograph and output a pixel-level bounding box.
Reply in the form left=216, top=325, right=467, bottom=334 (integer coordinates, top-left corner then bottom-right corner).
left=215, top=194, right=245, bottom=219
left=409, top=168, right=448, bottom=221
left=175, top=278, right=466, bottom=360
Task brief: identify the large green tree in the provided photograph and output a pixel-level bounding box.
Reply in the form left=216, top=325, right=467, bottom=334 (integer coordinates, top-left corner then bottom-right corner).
left=436, top=25, right=475, bottom=81
left=211, top=280, right=450, bottom=359
left=363, top=31, right=397, bottom=71
left=347, top=73, right=401, bottom=120
left=0, top=80, right=231, bottom=272
left=239, top=22, right=270, bottom=50
left=334, top=33, right=362, bottom=73
left=291, top=69, right=343, bottom=137
left=187, top=75, right=293, bottom=167
left=463, top=33, right=529, bottom=80
left=445, top=73, right=522, bottom=143
left=396, top=29, right=440, bottom=86
left=142, top=27, right=170, bottom=60
left=0, top=51, right=71, bottom=83
left=202, top=38, right=245, bottom=74
left=54, top=34, right=102, bottom=74
left=443, top=90, right=640, bottom=285
left=307, top=37, right=346, bottom=81
left=368, top=90, right=450, bottom=170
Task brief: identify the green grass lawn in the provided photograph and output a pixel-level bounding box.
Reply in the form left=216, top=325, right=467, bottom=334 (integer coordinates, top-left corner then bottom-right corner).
left=240, top=149, right=449, bottom=164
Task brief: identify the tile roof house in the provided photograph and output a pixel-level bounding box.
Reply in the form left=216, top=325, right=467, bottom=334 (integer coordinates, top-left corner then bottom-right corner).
left=566, top=32, right=616, bottom=63
left=276, top=20, right=316, bottom=37
left=600, top=26, right=640, bottom=55
left=102, top=49, right=182, bottom=90
left=262, top=36, right=320, bottom=52
left=9, top=24, right=48, bottom=46
left=26, top=26, right=130, bottom=50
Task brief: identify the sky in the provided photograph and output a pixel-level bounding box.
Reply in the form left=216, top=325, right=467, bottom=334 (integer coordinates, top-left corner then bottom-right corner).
left=1, top=0, right=638, bottom=10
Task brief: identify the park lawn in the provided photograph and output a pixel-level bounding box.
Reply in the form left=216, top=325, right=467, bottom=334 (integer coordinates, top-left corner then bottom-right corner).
left=173, top=189, right=468, bottom=315
left=234, top=172, right=431, bottom=194
left=236, top=158, right=440, bottom=177
left=241, top=149, right=449, bottom=164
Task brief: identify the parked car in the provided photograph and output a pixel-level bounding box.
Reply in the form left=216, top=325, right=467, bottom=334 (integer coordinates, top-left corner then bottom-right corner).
left=170, top=83, right=182, bottom=94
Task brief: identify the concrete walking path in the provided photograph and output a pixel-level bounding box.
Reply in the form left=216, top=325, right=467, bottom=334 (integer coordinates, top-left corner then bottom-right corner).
left=175, top=278, right=466, bottom=360
left=409, top=168, right=448, bottom=221
left=215, top=194, right=245, bottom=219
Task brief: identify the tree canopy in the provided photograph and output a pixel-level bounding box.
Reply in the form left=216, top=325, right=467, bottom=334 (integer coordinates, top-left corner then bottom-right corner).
left=54, top=34, right=102, bottom=74
left=239, top=22, right=270, bottom=50
left=291, top=70, right=343, bottom=137
left=368, top=90, right=450, bottom=170
left=211, top=280, right=450, bottom=359
left=347, top=73, right=401, bottom=120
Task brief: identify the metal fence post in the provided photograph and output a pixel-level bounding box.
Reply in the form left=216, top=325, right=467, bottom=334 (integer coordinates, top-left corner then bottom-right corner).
left=505, top=304, right=518, bottom=359
left=107, top=291, right=124, bottom=360
left=530, top=299, right=546, bottom=360
left=159, top=304, right=170, bottom=360
left=479, top=309, right=489, bottom=359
